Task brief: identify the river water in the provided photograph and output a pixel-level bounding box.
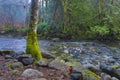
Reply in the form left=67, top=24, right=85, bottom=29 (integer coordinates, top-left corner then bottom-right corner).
left=0, top=36, right=120, bottom=67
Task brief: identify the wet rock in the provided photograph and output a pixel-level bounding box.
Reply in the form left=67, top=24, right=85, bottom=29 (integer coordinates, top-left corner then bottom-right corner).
left=103, top=74, right=111, bottom=80
left=82, top=69, right=101, bottom=80
left=17, top=54, right=34, bottom=66
left=37, top=58, right=49, bottom=67
left=21, top=69, right=43, bottom=77
left=11, top=53, right=22, bottom=58
left=108, top=58, right=115, bottom=63
left=111, top=77, right=119, bottom=80
left=101, top=73, right=112, bottom=80
left=42, top=52, right=55, bottom=59
left=64, top=49, right=69, bottom=54
left=0, top=64, right=8, bottom=70
left=84, top=63, right=100, bottom=74
left=100, top=63, right=120, bottom=79
left=65, top=62, right=84, bottom=73
left=5, top=55, right=13, bottom=59
left=48, top=60, right=66, bottom=70
left=18, top=57, right=34, bottom=66
left=51, top=38, right=60, bottom=42
left=69, top=72, right=83, bottom=80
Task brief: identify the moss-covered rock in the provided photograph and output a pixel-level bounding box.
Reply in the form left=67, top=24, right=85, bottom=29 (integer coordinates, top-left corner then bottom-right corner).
left=26, top=29, right=42, bottom=61
left=9, top=70, right=19, bottom=76
left=48, top=60, right=66, bottom=70
left=7, top=62, right=23, bottom=69
left=112, top=65, right=120, bottom=70
left=66, top=62, right=84, bottom=73
left=82, top=69, right=101, bottom=80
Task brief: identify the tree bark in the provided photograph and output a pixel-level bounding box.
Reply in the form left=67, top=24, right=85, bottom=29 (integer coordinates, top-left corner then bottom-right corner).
left=26, top=0, right=42, bottom=61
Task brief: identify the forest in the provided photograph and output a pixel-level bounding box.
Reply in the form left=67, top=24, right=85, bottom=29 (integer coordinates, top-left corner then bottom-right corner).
left=0, top=0, right=120, bottom=40
left=0, top=0, right=120, bottom=80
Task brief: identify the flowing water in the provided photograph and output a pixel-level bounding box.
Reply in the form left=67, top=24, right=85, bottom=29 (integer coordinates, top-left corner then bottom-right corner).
left=0, top=36, right=120, bottom=67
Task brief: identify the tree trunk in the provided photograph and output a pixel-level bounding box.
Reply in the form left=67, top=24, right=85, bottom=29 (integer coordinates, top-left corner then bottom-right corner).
left=26, top=0, right=42, bottom=61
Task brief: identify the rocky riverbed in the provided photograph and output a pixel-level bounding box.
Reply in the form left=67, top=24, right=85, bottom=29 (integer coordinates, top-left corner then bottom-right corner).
left=0, top=36, right=120, bottom=80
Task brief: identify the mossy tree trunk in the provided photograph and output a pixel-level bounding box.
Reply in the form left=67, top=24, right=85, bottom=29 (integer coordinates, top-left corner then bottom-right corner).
left=61, top=0, right=69, bottom=33
left=26, top=0, right=42, bottom=61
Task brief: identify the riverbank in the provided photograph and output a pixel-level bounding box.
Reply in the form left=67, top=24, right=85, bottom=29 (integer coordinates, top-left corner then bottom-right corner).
left=0, top=36, right=120, bottom=80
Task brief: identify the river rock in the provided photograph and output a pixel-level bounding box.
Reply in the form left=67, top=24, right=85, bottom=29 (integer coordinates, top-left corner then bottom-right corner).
left=11, top=53, right=22, bottom=58
left=18, top=57, right=34, bottom=66
left=21, top=69, right=43, bottom=77
left=65, top=62, right=84, bottom=73
left=37, top=58, right=49, bottom=67
left=108, top=58, right=115, bottom=63
left=69, top=72, right=83, bottom=80
left=30, top=78, right=47, bottom=80
left=112, top=77, right=119, bottom=80
left=5, top=55, right=13, bottom=59
left=84, top=63, right=100, bottom=74
left=82, top=69, right=101, bottom=80
left=42, top=52, right=55, bottom=59
left=101, top=73, right=112, bottom=80
left=48, top=60, right=66, bottom=70
left=17, top=54, right=34, bottom=66
left=7, top=62, right=23, bottom=69
left=9, top=70, right=19, bottom=75
left=0, top=64, right=8, bottom=70
left=64, top=49, right=69, bottom=54
left=100, top=63, right=120, bottom=79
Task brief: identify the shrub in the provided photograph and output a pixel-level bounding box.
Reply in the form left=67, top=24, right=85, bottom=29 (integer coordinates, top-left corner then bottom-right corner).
left=37, top=22, right=50, bottom=36
left=90, top=25, right=109, bottom=36
left=3, top=26, right=13, bottom=32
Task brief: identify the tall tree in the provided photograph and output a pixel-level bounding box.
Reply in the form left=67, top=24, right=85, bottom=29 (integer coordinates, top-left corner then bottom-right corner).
left=26, top=0, right=42, bottom=61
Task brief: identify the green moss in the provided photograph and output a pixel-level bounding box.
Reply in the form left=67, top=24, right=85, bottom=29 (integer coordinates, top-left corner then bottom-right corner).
left=7, top=62, right=12, bottom=67
left=26, top=29, right=42, bottom=61
left=112, top=65, right=119, bottom=69
left=9, top=70, right=19, bottom=75
left=83, top=69, right=101, bottom=80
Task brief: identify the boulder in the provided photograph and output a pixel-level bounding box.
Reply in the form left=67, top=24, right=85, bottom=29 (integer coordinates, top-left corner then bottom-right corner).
left=21, top=69, right=43, bottom=77
left=17, top=54, right=34, bottom=66
left=48, top=60, right=66, bottom=70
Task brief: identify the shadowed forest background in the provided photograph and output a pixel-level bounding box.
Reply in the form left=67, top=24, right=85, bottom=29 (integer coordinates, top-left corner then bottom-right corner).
left=0, top=0, right=120, bottom=40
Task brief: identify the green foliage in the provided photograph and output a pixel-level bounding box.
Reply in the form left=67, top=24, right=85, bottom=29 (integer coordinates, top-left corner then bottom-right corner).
left=90, top=25, right=109, bottom=36
left=37, top=22, right=50, bottom=36
left=17, top=27, right=27, bottom=33
left=3, top=26, right=13, bottom=32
